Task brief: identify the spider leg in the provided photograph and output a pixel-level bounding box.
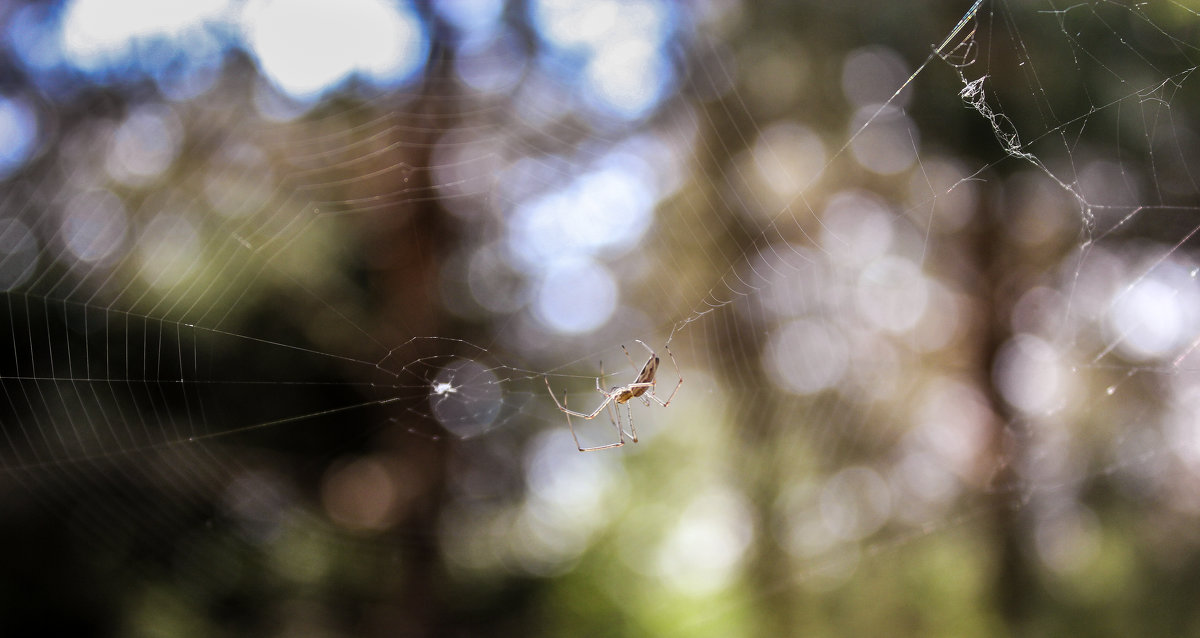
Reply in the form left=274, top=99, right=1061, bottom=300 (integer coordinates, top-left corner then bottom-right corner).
left=564, top=390, right=624, bottom=452
left=605, top=399, right=624, bottom=438
left=632, top=339, right=657, bottom=357
left=643, top=344, right=683, bottom=407
left=606, top=398, right=639, bottom=443
left=622, top=344, right=642, bottom=374
left=543, top=376, right=615, bottom=419
left=624, top=401, right=639, bottom=442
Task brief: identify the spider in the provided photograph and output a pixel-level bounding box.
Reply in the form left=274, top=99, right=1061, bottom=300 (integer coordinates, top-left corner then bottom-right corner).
left=544, top=340, right=683, bottom=451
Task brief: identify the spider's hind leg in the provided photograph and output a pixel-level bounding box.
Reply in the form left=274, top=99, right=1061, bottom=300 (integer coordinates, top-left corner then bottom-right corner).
left=605, top=399, right=636, bottom=443
left=566, top=390, right=625, bottom=452
left=624, top=402, right=639, bottom=442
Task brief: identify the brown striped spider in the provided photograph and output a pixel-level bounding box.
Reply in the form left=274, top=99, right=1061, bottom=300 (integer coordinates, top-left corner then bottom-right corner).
left=544, top=340, right=683, bottom=451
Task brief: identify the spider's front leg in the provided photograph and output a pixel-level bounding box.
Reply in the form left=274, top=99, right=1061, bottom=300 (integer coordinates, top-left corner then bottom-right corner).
left=544, top=376, right=613, bottom=419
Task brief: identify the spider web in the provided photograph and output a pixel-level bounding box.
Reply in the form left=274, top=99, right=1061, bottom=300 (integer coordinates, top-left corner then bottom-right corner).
left=3, top=0, right=1200, bottom=635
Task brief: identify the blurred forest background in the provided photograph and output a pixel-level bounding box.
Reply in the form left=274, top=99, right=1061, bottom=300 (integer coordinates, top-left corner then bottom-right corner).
left=3, top=0, right=1200, bottom=636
